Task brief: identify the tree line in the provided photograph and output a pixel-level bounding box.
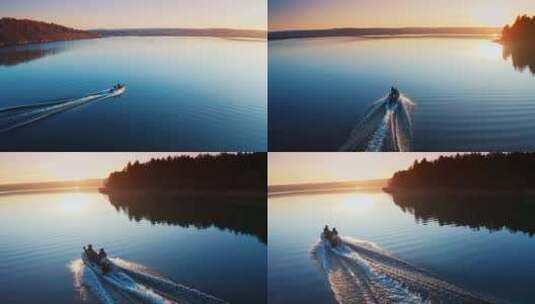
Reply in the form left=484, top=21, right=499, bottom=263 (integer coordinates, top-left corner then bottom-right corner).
left=0, top=18, right=99, bottom=47
left=501, top=15, right=535, bottom=43
left=388, top=153, right=535, bottom=190
left=104, top=153, right=266, bottom=192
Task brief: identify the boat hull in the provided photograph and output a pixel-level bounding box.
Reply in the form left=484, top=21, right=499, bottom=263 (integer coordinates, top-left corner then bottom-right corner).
left=81, top=252, right=111, bottom=275
left=321, top=232, right=341, bottom=248
left=110, top=87, right=126, bottom=97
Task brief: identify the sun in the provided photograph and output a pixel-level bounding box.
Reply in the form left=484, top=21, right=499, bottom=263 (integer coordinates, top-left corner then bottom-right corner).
left=59, top=193, right=91, bottom=213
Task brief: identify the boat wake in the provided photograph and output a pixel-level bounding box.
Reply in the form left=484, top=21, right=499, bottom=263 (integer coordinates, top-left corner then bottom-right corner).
left=0, top=88, right=122, bottom=133
left=69, top=257, right=227, bottom=304
left=311, top=237, right=494, bottom=304
left=340, top=94, right=415, bottom=152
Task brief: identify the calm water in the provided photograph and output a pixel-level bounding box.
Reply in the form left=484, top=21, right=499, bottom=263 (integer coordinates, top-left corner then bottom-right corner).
left=0, top=190, right=266, bottom=304
left=268, top=190, right=535, bottom=304
left=0, top=37, right=266, bottom=151
left=269, top=37, right=535, bottom=151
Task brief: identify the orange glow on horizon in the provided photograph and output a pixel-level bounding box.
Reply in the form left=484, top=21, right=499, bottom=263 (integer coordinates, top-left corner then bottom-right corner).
left=2, top=0, right=266, bottom=30
left=269, top=1, right=535, bottom=31
left=0, top=153, right=202, bottom=185
left=268, top=153, right=459, bottom=186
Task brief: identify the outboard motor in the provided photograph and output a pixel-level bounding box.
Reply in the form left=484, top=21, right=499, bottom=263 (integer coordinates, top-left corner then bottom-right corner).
left=390, top=87, right=400, bottom=100
left=330, top=232, right=341, bottom=247
left=101, top=261, right=111, bottom=274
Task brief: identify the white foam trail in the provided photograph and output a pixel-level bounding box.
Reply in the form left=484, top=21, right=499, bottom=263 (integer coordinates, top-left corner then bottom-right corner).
left=70, top=257, right=227, bottom=304
left=340, top=93, right=415, bottom=152
left=366, top=108, right=395, bottom=152
left=70, top=258, right=174, bottom=304
left=112, top=258, right=228, bottom=304
left=69, top=260, right=115, bottom=304
left=311, top=237, right=493, bottom=304
left=0, top=88, right=122, bottom=133
left=100, top=270, right=172, bottom=304
left=333, top=245, right=424, bottom=304
left=312, top=240, right=423, bottom=304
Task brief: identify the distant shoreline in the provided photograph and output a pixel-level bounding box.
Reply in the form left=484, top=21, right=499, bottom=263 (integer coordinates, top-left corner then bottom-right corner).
left=268, top=179, right=387, bottom=197
left=0, top=18, right=100, bottom=48
left=92, top=28, right=266, bottom=39
left=0, top=186, right=99, bottom=196
left=0, top=179, right=103, bottom=196
left=0, top=31, right=266, bottom=49
left=0, top=17, right=266, bottom=48
left=268, top=27, right=500, bottom=40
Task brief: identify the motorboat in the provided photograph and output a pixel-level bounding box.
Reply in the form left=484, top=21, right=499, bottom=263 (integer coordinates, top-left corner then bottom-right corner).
left=110, top=84, right=126, bottom=96
left=387, top=86, right=400, bottom=107
left=82, top=247, right=112, bottom=275
left=321, top=226, right=341, bottom=248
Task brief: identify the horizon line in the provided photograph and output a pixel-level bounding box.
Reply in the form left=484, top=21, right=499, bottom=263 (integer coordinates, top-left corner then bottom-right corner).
left=269, top=26, right=502, bottom=33
left=268, top=178, right=389, bottom=188
left=0, top=17, right=266, bottom=32
left=90, top=27, right=267, bottom=32
left=0, top=178, right=105, bottom=189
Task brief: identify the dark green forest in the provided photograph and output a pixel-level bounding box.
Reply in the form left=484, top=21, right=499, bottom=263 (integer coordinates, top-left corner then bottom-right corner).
left=501, top=15, right=535, bottom=43
left=388, top=153, right=535, bottom=190
left=104, top=153, right=266, bottom=192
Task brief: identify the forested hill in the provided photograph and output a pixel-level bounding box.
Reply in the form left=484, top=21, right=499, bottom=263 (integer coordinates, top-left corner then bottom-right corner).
left=94, top=28, right=266, bottom=39
left=501, top=15, right=535, bottom=43
left=387, top=153, right=535, bottom=190
left=103, top=153, right=266, bottom=192
left=0, top=18, right=99, bottom=47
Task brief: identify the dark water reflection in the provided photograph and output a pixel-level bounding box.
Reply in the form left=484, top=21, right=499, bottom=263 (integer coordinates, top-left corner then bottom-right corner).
left=105, top=191, right=267, bottom=243
left=391, top=190, right=535, bottom=236
left=0, top=43, right=67, bottom=66
left=502, top=42, right=535, bottom=75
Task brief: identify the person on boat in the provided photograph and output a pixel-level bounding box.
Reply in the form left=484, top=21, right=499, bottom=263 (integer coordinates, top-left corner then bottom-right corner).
left=98, top=248, right=111, bottom=273
left=330, top=228, right=340, bottom=247
left=390, top=87, right=400, bottom=100
left=84, top=244, right=98, bottom=262
left=98, top=248, right=107, bottom=262
left=323, top=225, right=331, bottom=239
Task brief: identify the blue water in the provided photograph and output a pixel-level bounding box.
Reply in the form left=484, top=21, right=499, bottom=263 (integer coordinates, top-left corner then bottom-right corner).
left=0, top=190, right=266, bottom=304
left=269, top=190, right=535, bottom=304
left=269, top=37, right=535, bottom=151
left=0, top=37, right=266, bottom=151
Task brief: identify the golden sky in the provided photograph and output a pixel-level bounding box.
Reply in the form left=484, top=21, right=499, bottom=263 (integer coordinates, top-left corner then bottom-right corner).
left=269, top=0, right=535, bottom=30
left=0, top=153, right=202, bottom=185
left=269, top=153, right=459, bottom=185
left=2, top=0, right=266, bottom=30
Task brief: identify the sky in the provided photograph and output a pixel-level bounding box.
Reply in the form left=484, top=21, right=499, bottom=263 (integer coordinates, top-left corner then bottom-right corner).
left=1, top=0, right=266, bottom=30
left=269, top=0, right=535, bottom=31
left=0, top=152, right=203, bottom=185
left=269, top=153, right=459, bottom=185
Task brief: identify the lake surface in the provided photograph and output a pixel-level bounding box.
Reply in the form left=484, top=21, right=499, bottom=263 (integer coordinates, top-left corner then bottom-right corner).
left=0, top=37, right=266, bottom=151
left=269, top=37, right=535, bottom=151
left=0, top=190, right=266, bottom=304
left=268, top=190, right=535, bottom=304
